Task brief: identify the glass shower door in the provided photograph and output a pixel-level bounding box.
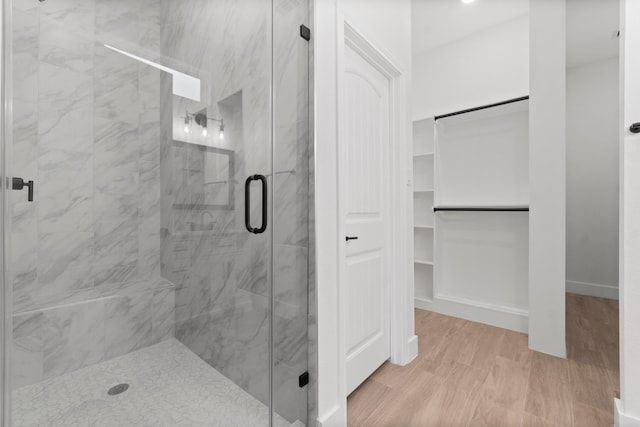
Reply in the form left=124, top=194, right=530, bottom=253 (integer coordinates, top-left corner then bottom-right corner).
left=1, top=0, right=310, bottom=425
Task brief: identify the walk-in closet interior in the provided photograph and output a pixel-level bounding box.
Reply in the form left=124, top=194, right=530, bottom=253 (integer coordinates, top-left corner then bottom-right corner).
left=414, top=97, right=530, bottom=331
left=411, top=0, right=619, bottom=381
left=1, top=0, right=314, bottom=426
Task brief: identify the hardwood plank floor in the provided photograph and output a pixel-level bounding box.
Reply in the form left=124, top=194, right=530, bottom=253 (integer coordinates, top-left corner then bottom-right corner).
left=347, top=293, right=619, bottom=426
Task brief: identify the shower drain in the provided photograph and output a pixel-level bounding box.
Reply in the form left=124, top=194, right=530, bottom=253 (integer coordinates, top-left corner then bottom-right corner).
left=107, top=383, right=130, bottom=396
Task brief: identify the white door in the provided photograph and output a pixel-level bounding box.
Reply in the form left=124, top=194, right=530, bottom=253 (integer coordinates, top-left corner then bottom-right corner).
left=340, top=43, right=391, bottom=395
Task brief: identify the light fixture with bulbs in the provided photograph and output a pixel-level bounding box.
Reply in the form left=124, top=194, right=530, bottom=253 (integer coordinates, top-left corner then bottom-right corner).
left=184, top=109, right=225, bottom=140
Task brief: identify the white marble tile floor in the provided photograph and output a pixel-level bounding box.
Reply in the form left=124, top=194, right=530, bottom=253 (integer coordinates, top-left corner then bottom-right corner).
left=12, top=338, right=294, bottom=427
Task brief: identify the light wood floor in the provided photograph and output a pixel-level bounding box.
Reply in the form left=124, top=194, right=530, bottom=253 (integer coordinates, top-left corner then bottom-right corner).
left=347, top=293, right=619, bottom=427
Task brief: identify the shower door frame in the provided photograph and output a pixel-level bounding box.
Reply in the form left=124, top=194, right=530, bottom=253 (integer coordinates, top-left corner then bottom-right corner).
left=1, top=0, right=9, bottom=424
left=0, top=1, right=316, bottom=426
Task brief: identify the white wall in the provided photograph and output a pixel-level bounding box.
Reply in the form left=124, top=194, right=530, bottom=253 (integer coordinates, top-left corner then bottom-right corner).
left=413, top=14, right=529, bottom=119
left=314, top=0, right=413, bottom=426
left=529, top=0, right=567, bottom=358
left=566, top=58, right=620, bottom=299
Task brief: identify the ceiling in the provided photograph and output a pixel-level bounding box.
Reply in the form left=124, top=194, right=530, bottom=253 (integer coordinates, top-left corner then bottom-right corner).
left=412, top=0, right=619, bottom=67
left=412, top=0, right=529, bottom=56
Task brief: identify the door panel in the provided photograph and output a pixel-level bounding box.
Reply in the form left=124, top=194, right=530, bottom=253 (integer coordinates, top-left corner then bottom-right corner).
left=342, top=43, right=390, bottom=395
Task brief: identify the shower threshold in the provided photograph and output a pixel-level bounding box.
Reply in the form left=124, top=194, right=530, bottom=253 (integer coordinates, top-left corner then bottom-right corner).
left=11, top=339, right=295, bottom=427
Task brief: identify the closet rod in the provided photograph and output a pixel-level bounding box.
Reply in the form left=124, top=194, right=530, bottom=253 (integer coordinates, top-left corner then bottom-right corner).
left=434, top=96, right=530, bottom=121
left=434, top=207, right=529, bottom=212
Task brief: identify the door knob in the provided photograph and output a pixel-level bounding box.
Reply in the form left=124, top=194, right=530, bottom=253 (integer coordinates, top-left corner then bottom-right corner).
left=12, top=177, right=34, bottom=202
left=630, top=123, right=640, bottom=134
left=345, top=236, right=358, bottom=242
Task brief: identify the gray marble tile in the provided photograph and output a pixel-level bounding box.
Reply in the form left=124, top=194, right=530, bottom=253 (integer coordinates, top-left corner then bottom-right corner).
left=273, top=167, right=309, bottom=247
left=93, top=42, right=138, bottom=92
left=94, top=118, right=139, bottom=196
left=12, top=9, right=39, bottom=104
left=235, top=238, right=269, bottom=298
left=175, top=270, right=211, bottom=324
left=13, top=0, right=39, bottom=13
left=42, top=298, right=105, bottom=379
left=104, top=292, right=153, bottom=360
left=12, top=200, right=38, bottom=313
left=39, top=0, right=95, bottom=36
left=274, top=310, right=307, bottom=368
left=274, top=359, right=307, bottom=424
left=139, top=115, right=161, bottom=163
left=137, top=0, right=161, bottom=54
left=139, top=66, right=161, bottom=113
left=39, top=15, right=95, bottom=74
left=95, top=0, right=138, bottom=44
left=38, top=62, right=94, bottom=153
left=94, top=224, right=138, bottom=286
left=139, top=224, right=161, bottom=281
left=95, top=81, right=139, bottom=125
left=151, top=287, right=175, bottom=343
left=38, top=147, right=93, bottom=233
left=12, top=100, right=38, bottom=178
left=210, top=254, right=237, bottom=310
left=274, top=244, right=308, bottom=312
left=93, top=193, right=139, bottom=285
left=12, top=311, right=44, bottom=389
left=37, top=232, right=94, bottom=308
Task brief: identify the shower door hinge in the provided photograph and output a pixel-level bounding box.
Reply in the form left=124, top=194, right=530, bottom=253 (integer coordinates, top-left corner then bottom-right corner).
left=300, top=25, right=311, bottom=41
left=298, top=371, right=309, bottom=388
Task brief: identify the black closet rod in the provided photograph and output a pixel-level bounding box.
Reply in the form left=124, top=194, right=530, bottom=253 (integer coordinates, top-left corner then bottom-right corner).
left=434, top=207, right=529, bottom=212
left=434, top=96, right=530, bottom=121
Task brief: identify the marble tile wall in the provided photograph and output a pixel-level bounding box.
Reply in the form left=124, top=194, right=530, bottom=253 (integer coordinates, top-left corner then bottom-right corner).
left=10, top=0, right=174, bottom=389
left=159, top=0, right=273, bottom=413
left=158, top=0, right=311, bottom=423
left=9, top=0, right=312, bottom=422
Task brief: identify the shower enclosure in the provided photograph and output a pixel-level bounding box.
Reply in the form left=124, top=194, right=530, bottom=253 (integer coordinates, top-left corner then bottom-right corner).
left=0, top=0, right=313, bottom=425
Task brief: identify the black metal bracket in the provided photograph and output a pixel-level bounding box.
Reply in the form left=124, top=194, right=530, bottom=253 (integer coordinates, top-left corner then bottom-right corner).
left=12, top=177, right=34, bottom=202
left=300, top=25, right=311, bottom=41
left=630, top=123, right=640, bottom=134
left=345, top=236, right=359, bottom=242
left=299, top=371, right=309, bottom=388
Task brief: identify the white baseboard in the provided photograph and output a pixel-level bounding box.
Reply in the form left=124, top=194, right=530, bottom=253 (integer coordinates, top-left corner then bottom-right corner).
left=566, top=280, right=619, bottom=300
left=616, top=399, right=640, bottom=427
left=415, top=297, right=434, bottom=311
left=317, top=405, right=346, bottom=427
left=416, top=295, right=528, bottom=333
left=406, top=335, right=418, bottom=364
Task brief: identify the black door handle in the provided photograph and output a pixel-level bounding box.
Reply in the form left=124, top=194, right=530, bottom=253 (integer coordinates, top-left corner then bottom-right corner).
left=631, top=123, right=640, bottom=134
left=346, top=236, right=358, bottom=242
left=12, top=177, right=34, bottom=202
left=245, top=174, right=267, bottom=234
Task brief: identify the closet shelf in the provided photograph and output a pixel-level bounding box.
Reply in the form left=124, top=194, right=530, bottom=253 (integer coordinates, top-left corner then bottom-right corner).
left=414, top=225, right=434, bottom=229
left=414, top=189, right=434, bottom=193
left=414, top=152, right=434, bottom=157
left=414, top=260, right=434, bottom=266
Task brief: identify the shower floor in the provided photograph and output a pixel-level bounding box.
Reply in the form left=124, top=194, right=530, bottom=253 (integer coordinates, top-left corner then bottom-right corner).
left=12, top=339, right=294, bottom=427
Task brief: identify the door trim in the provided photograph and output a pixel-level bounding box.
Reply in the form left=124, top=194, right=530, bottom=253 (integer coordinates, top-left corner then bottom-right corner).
left=336, top=18, right=416, bottom=400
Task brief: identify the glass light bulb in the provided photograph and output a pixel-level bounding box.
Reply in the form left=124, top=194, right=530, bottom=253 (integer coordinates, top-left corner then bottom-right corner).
left=202, top=128, right=208, bottom=137
left=219, top=130, right=225, bottom=140
left=184, top=124, right=190, bottom=133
